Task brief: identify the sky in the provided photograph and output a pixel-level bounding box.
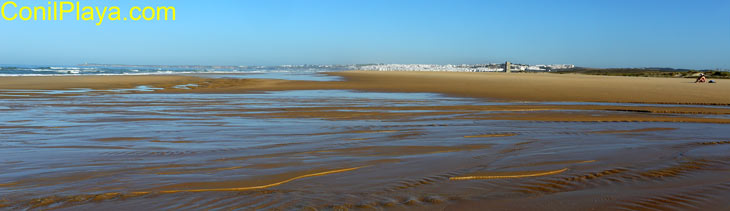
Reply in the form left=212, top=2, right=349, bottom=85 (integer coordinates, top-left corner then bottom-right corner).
left=0, top=0, right=729, bottom=69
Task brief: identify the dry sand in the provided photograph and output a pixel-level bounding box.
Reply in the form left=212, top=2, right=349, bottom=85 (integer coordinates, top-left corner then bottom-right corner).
left=326, top=71, right=730, bottom=105
left=1, top=71, right=728, bottom=105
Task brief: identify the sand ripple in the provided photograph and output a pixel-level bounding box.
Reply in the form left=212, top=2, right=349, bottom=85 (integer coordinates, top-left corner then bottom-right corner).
left=450, top=168, right=569, bottom=180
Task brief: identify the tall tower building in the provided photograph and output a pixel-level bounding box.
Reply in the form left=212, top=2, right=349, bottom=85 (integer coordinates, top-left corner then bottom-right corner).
left=505, top=61, right=511, bottom=73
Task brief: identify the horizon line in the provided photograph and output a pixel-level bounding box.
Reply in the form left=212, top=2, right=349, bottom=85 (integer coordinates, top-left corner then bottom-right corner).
left=0, top=63, right=728, bottom=71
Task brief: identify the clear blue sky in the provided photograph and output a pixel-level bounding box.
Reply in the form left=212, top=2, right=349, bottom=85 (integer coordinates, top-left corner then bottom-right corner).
left=1, top=0, right=729, bottom=69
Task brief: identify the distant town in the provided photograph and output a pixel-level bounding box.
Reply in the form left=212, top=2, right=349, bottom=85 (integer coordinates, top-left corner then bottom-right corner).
left=359, top=63, right=574, bottom=72
left=78, top=63, right=575, bottom=72
left=75, top=63, right=728, bottom=74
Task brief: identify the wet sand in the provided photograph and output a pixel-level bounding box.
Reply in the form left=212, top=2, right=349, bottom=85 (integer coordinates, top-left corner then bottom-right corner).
left=0, top=72, right=729, bottom=210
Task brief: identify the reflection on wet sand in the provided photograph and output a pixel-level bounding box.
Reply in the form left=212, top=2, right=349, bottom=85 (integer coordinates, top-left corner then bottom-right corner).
left=590, top=127, right=678, bottom=134
left=152, top=166, right=366, bottom=193
left=1, top=74, right=729, bottom=210
left=450, top=168, right=569, bottom=180
left=464, top=133, right=519, bottom=138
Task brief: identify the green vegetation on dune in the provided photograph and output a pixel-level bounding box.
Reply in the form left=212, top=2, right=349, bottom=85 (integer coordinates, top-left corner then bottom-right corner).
left=552, top=68, right=730, bottom=79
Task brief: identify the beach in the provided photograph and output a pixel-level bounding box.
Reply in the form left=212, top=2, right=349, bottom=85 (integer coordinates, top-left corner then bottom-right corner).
left=3, top=71, right=728, bottom=104
left=1, top=71, right=729, bottom=210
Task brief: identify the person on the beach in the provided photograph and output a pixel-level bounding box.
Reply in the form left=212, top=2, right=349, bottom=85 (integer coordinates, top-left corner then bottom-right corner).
left=695, top=73, right=707, bottom=83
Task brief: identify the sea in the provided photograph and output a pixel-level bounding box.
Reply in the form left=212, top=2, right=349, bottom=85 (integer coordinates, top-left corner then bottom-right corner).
left=0, top=64, right=356, bottom=76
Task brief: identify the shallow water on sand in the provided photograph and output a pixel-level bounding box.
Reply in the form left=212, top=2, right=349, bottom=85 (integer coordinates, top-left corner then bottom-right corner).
left=1, top=88, right=729, bottom=210
left=187, top=72, right=344, bottom=81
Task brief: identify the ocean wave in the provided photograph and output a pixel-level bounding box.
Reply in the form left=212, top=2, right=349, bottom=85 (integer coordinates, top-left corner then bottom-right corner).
left=50, top=67, right=77, bottom=70
left=1, top=71, right=331, bottom=76
left=30, top=69, right=56, bottom=72
left=0, top=73, right=183, bottom=77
